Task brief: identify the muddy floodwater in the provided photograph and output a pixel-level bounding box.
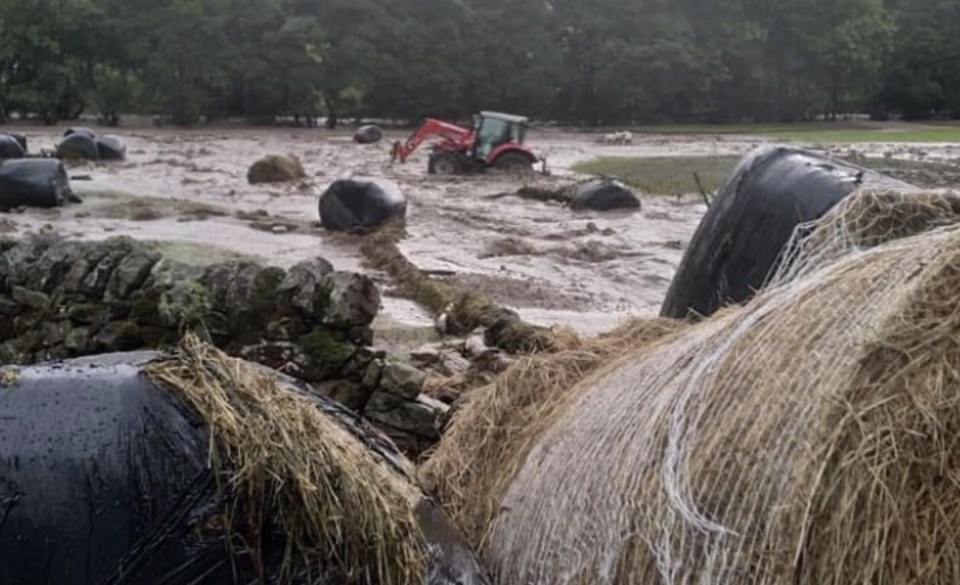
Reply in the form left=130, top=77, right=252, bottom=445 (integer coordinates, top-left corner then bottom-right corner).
left=3, top=124, right=957, bottom=335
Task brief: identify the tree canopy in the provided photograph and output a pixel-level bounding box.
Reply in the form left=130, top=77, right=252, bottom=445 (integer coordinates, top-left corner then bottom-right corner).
left=0, top=0, right=949, bottom=125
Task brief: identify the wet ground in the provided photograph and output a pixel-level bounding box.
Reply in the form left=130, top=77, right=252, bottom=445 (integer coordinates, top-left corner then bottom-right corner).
left=3, top=124, right=959, bottom=335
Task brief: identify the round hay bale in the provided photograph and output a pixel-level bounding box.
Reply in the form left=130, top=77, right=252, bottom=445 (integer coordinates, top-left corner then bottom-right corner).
left=63, top=126, right=96, bottom=139
left=569, top=179, right=640, bottom=211
left=434, top=189, right=960, bottom=584
left=659, top=145, right=915, bottom=319
left=2, top=132, right=27, bottom=153
left=0, top=337, right=489, bottom=584
left=319, top=176, right=407, bottom=231
left=0, top=158, right=72, bottom=209
left=354, top=124, right=384, bottom=144
left=0, top=134, right=25, bottom=159
left=247, top=153, right=306, bottom=184
left=95, top=134, right=126, bottom=161
left=55, top=133, right=100, bottom=161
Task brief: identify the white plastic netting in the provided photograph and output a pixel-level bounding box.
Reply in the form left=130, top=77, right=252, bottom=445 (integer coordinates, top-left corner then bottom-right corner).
left=482, top=189, right=960, bottom=584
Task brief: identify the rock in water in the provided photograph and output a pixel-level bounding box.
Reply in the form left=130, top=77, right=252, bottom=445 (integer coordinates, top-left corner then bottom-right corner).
left=56, top=133, right=100, bottom=161
left=319, top=176, right=407, bottom=231
left=95, top=135, right=127, bottom=161
left=354, top=124, right=384, bottom=144
left=0, top=135, right=24, bottom=160
left=660, top=145, right=916, bottom=319
left=247, top=154, right=306, bottom=184
left=569, top=179, right=641, bottom=211
left=0, top=159, right=74, bottom=209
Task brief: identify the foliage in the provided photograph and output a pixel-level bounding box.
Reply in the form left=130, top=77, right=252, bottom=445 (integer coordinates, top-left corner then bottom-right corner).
left=0, top=0, right=952, bottom=125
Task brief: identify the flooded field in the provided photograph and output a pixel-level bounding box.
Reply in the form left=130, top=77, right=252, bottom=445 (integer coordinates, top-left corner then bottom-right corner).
left=2, top=124, right=958, bottom=335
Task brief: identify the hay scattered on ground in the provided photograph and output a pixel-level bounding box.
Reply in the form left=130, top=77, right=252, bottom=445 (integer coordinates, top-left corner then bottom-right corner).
left=247, top=154, right=306, bottom=184
left=359, top=219, right=555, bottom=353
left=420, top=316, right=687, bottom=545
left=145, top=334, right=425, bottom=584
left=459, top=188, right=960, bottom=584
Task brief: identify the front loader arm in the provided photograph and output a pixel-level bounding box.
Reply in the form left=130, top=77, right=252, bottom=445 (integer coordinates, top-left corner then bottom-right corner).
left=390, top=118, right=472, bottom=163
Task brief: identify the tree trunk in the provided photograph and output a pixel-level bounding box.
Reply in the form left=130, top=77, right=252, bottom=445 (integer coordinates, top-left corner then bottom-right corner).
left=324, top=94, right=338, bottom=129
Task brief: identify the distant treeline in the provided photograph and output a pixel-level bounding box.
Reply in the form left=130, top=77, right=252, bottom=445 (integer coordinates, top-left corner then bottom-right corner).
left=0, top=0, right=957, bottom=126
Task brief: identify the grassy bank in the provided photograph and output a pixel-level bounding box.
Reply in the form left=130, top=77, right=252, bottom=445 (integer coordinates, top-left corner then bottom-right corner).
left=572, top=155, right=740, bottom=195
left=641, top=122, right=960, bottom=143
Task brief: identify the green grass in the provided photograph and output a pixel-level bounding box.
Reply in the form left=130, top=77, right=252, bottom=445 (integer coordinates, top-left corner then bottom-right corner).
left=573, top=155, right=740, bottom=195
left=638, top=122, right=960, bottom=143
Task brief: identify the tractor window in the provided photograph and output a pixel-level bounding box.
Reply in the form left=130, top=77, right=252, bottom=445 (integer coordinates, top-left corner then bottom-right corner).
left=476, top=118, right=509, bottom=158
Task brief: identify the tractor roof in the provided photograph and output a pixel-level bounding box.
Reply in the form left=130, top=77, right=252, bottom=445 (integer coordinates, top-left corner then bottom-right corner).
left=480, top=111, right=529, bottom=124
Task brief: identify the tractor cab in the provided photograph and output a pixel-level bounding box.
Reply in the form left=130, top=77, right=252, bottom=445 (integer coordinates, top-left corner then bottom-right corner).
left=472, top=111, right=528, bottom=160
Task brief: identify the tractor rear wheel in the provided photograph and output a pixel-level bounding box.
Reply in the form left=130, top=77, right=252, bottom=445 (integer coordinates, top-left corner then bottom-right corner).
left=428, top=151, right=464, bottom=175
left=492, top=152, right=534, bottom=173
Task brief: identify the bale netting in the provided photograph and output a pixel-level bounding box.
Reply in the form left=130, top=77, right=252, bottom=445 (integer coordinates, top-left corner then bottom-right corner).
left=433, top=187, right=960, bottom=584
left=420, top=316, right=689, bottom=544
left=0, top=336, right=490, bottom=585
left=660, top=145, right=915, bottom=320
left=247, top=153, right=306, bottom=184
left=0, top=158, right=75, bottom=209
left=569, top=179, right=641, bottom=211
left=320, top=176, right=408, bottom=231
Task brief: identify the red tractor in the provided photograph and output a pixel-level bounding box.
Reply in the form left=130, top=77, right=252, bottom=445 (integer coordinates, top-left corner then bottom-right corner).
left=390, top=111, right=539, bottom=175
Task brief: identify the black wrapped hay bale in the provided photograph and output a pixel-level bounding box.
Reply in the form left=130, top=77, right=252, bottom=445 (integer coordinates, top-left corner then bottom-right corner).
left=55, top=133, right=100, bottom=161
left=660, top=145, right=915, bottom=319
left=63, top=126, right=96, bottom=139
left=319, top=176, right=407, bottom=231
left=0, top=340, right=490, bottom=585
left=0, top=158, right=74, bottom=209
left=95, top=134, right=127, bottom=161
left=570, top=179, right=641, bottom=211
left=354, top=124, right=384, bottom=144
left=0, top=134, right=24, bottom=159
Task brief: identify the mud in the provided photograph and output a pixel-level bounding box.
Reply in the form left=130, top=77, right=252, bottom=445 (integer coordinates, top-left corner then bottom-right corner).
left=1, top=124, right=958, bottom=335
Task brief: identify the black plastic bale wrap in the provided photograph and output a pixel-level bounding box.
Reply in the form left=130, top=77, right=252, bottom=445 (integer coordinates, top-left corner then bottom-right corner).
left=0, top=352, right=489, bottom=585
left=56, top=133, right=100, bottom=161
left=354, top=125, right=384, bottom=144
left=319, top=176, right=408, bottom=231
left=0, top=135, right=24, bottom=159
left=570, top=179, right=641, bottom=211
left=96, top=134, right=127, bottom=161
left=0, top=134, right=25, bottom=158
left=0, top=158, right=75, bottom=209
left=63, top=126, right=96, bottom=139
left=659, top=145, right=915, bottom=319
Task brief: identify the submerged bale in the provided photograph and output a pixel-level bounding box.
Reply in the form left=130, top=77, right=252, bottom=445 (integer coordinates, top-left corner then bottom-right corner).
left=355, top=124, right=384, bottom=144
left=95, top=134, right=126, bottom=161
left=63, top=126, right=96, bottom=139
left=7, top=132, right=27, bottom=152
left=0, top=337, right=489, bottom=585
left=660, top=145, right=914, bottom=319
left=55, top=133, right=100, bottom=161
left=569, top=179, right=640, bottom=211
left=319, top=176, right=407, bottom=231
left=247, top=153, right=306, bottom=184
left=430, top=189, right=960, bottom=585
left=0, top=134, right=24, bottom=159
left=0, top=159, right=74, bottom=209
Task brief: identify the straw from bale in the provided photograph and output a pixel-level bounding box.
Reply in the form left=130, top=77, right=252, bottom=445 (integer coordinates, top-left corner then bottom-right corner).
left=771, top=188, right=960, bottom=285
left=475, top=192, right=960, bottom=584
left=359, top=219, right=554, bottom=352
left=420, top=316, right=687, bottom=545
left=145, top=334, right=425, bottom=585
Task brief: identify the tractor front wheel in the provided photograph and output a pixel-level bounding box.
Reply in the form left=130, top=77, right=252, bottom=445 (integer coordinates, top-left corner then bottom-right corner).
left=492, top=152, right=534, bottom=174
left=428, top=151, right=464, bottom=175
